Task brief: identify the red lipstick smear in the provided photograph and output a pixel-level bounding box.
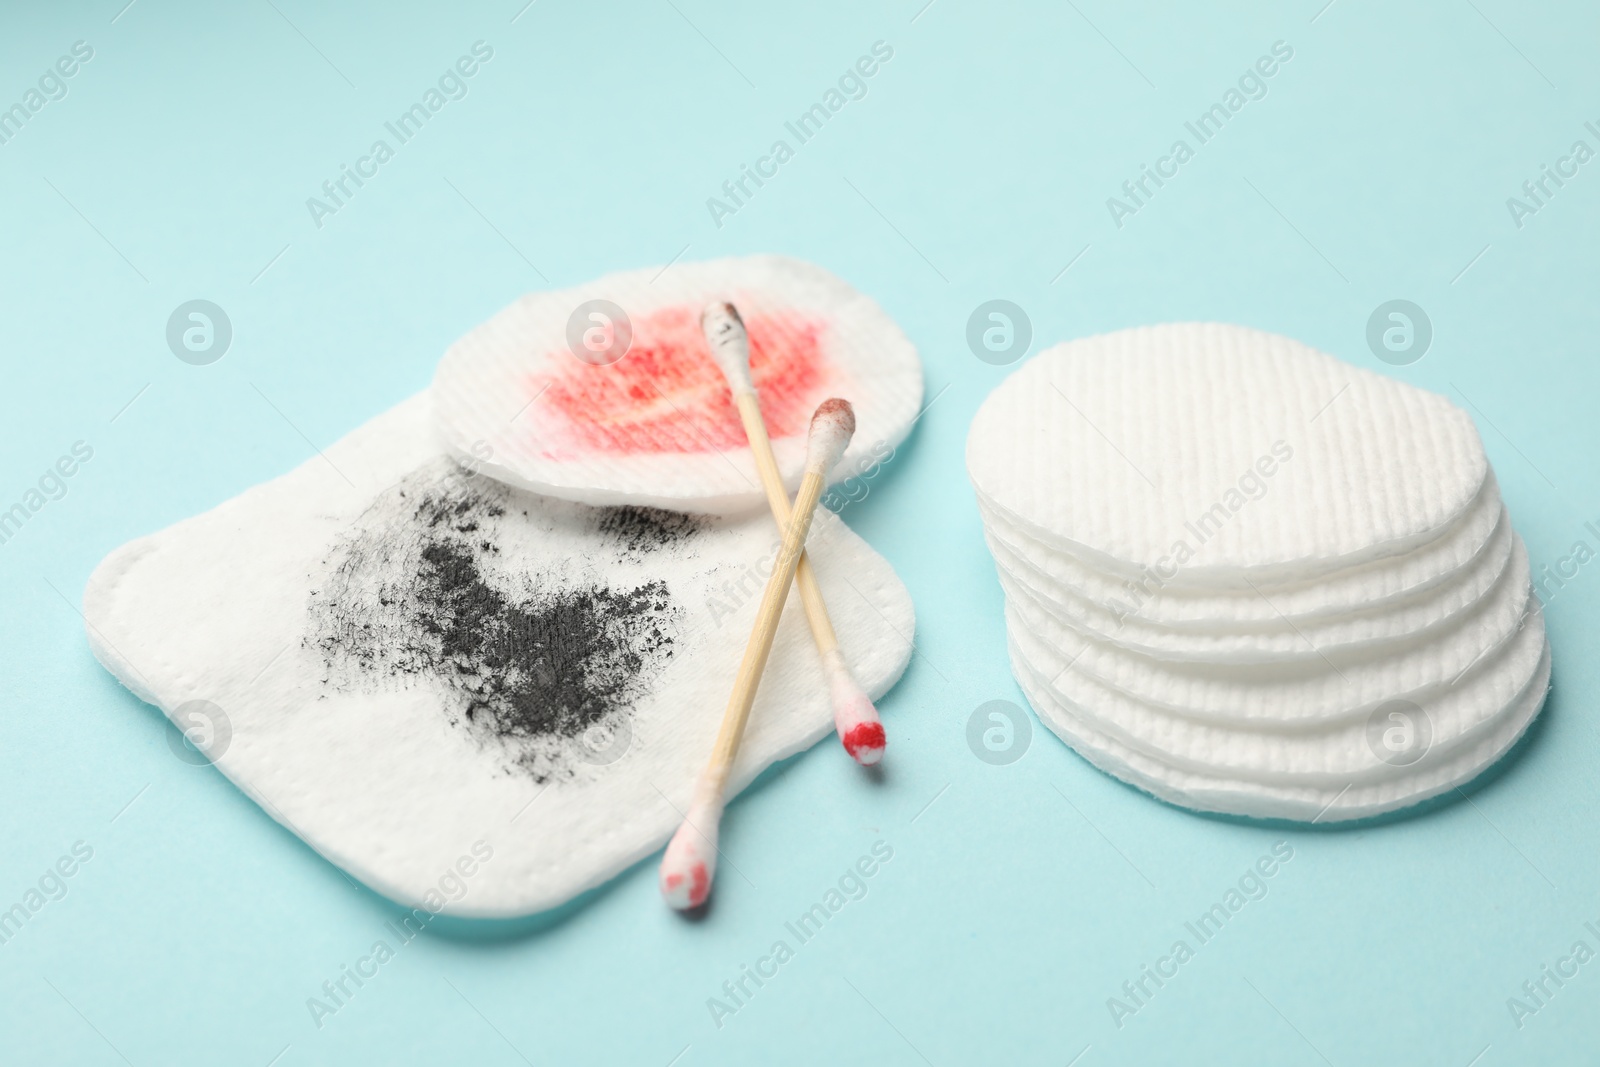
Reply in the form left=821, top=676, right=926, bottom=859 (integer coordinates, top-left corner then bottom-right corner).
left=536, top=304, right=829, bottom=457
left=687, top=861, right=710, bottom=907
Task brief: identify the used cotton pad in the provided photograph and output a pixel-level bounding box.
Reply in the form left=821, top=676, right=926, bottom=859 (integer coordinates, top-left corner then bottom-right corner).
left=968, top=322, right=1551, bottom=823
left=83, top=394, right=914, bottom=916
left=431, top=255, right=924, bottom=515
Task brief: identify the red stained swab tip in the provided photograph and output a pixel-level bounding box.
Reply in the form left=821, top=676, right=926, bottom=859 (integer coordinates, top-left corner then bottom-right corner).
left=824, top=648, right=886, bottom=766
left=842, top=721, right=887, bottom=765
left=659, top=799, right=720, bottom=911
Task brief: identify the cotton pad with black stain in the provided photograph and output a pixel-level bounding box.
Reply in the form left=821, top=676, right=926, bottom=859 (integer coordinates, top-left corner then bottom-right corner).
left=82, top=393, right=914, bottom=917
left=306, top=460, right=685, bottom=784
left=430, top=254, right=924, bottom=514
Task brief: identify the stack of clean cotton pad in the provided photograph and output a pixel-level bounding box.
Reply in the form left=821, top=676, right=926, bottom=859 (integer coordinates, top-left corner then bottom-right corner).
left=967, top=323, right=1550, bottom=823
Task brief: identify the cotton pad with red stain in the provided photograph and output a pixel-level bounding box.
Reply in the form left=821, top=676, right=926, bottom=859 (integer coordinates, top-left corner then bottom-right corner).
left=430, top=255, right=923, bottom=514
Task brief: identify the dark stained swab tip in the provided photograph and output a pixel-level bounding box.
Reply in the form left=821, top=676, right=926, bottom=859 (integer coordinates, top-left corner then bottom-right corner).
left=811, top=397, right=856, bottom=437
left=806, top=398, right=856, bottom=473
left=701, top=300, right=744, bottom=329
left=701, top=301, right=753, bottom=390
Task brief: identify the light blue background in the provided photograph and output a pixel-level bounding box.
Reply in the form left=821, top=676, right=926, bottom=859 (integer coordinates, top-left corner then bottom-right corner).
left=2, top=1, right=1596, bottom=1063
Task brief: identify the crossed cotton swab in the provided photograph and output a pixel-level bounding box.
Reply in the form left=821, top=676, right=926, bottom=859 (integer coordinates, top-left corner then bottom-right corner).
left=659, top=398, right=856, bottom=910
left=700, top=301, right=887, bottom=766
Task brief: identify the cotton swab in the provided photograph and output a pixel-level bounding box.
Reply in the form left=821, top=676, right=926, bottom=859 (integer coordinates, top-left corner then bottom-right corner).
left=701, top=302, right=887, bottom=766
left=659, top=398, right=856, bottom=910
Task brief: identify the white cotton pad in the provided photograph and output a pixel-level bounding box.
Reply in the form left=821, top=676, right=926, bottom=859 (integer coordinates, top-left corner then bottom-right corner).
left=1008, top=622, right=1550, bottom=822
left=1006, top=593, right=1547, bottom=784
left=966, top=322, right=1488, bottom=587
left=987, top=513, right=1515, bottom=663
left=1003, top=528, right=1536, bottom=724
left=430, top=254, right=923, bottom=515
left=968, top=322, right=1552, bottom=823
left=83, top=394, right=915, bottom=917
left=976, top=473, right=1506, bottom=630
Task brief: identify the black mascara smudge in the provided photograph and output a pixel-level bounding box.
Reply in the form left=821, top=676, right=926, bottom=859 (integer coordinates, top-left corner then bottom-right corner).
left=307, top=459, right=688, bottom=783
left=595, top=505, right=704, bottom=554
left=415, top=540, right=672, bottom=743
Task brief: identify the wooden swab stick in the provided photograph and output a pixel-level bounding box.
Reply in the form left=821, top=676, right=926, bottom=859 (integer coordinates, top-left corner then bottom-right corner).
left=701, top=302, right=887, bottom=766
left=659, top=398, right=856, bottom=911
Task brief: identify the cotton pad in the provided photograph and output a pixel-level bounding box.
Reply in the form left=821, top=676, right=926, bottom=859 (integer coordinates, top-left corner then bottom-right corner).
left=1003, top=537, right=1537, bottom=724
left=431, top=255, right=923, bottom=515
left=987, top=512, right=1514, bottom=663
left=976, top=473, right=1506, bottom=630
left=967, top=322, right=1488, bottom=586
left=84, top=393, right=914, bottom=917
left=1007, top=597, right=1548, bottom=783
left=1009, top=628, right=1550, bottom=822
left=968, top=322, right=1551, bottom=822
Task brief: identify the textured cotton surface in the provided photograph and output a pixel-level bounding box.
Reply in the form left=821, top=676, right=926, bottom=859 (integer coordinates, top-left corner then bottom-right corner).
left=988, top=514, right=1515, bottom=662
left=966, top=322, right=1488, bottom=583
left=431, top=255, right=923, bottom=514
left=1003, top=542, right=1538, bottom=723
left=1010, top=632, right=1550, bottom=822
left=976, top=475, right=1505, bottom=628
left=968, top=324, right=1549, bottom=822
left=1008, top=597, right=1548, bottom=783
left=83, top=393, right=915, bottom=917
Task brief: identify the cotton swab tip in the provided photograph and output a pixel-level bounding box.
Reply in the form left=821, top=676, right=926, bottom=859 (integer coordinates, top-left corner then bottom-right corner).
left=823, top=647, right=885, bottom=766
left=806, top=398, right=856, bottom=474
left=700, top=301, right=753, bottom=393
left=842, top=721, right=887, bottom=765
left=659, top=799, right=721, bottom=911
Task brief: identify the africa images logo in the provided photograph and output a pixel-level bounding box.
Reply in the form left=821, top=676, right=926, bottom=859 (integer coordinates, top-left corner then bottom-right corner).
left=0, top=441, right=94, bottom=549
left=1104, top=40, right=1294, bottom=229
left=1105, top=842, right=1295, bottom=1029
left=304, top=41, right=495, bottom=229
left=705, top=41, right=895, bottom=229
left=0, top=40, right=94, bottom=148
left=704, top=841, right=894, bottom=1030
left=305, top=841, right=495, bottom=1030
